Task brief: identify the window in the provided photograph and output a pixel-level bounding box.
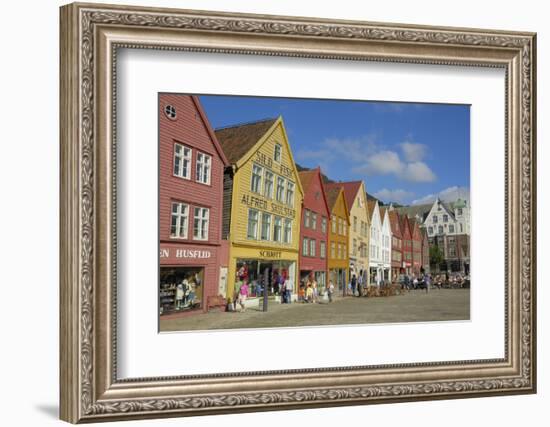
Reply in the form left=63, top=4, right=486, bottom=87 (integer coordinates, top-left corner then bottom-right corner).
left=460, top=223, right=463, bottom=233
left=331, top=242, right=336, bottom=258
left=321, top=217, right=327, bottom=233
left=304, top=209, right=310, bottom=228
left=247, top=209, right=259, bottom=239
left=286, top=181, right=295, bottom=206
left=311, top=212, right=317, bottom=230
left=457, top=208, right=463, bottom=215
left=428, top=226, right=434, bottom=234
left=302, top=237, right=309, bottom=256
left=193, top=207, right=209, bottom=240
left=337, top=243, right=342, bottom=259
left=276, top=176, right=285, bottom=202
left=443, top=214, right=449, bottom=223
left=449, top=246, right=456, bottom=257
left=164, top=104, right=176, bottom=119
left=264, top=170, right=274, bottom=199
left=338, top=218, right=343, bottom=235
left=320, top=241, right=326, bottom=258
left=343, top=219, right=347, bottom=236
left=195, top=152, right=211, bottom=184
left=438, top=225, right=443, bottom=234
left=273, top=216, right=282, bottom=242
left=331, top=215, right=336, bottom=233
left=433, top=215, right=438, bottom=223
left=261, top=213, right=271, bottom=241
left=251, top=164, right=263, bottom=193
left=353, top=238, right=357, bottom=255
left=449, top=224, right=455, bottom=233
left=173, top=143, right=191, bottom=179
left=274, top=143, right=282, bottom=162
left=283, top=218, right=292, bottom=243
left=343, top=245, right=347, bottom=259
left=310, top=239, right=316, bottom=257
left=170, top=202, right=188, bottom=238
left=353, top=216, right=357, bottom=233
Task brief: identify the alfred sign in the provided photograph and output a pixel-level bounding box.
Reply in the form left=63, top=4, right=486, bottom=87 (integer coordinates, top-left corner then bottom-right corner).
left=160, top=248, right=212, bottom=259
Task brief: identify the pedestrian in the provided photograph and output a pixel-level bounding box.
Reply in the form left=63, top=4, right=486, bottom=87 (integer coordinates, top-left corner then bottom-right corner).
left=306, top=284, right=313, bottom=303
left=238, top=280, right=249, bottom=312
left=312, top=277, right=319, bottom=303
left=357, top=274, right=363, bottom=297
left=285, top=275, right=293, bottom=304
left=327, top=280, right=335, bottom=303
left=425, top=274, right=431, bottom=293
left=175, top=281, right=184, bottom=310
left=351, top=274, right=357, bottom=297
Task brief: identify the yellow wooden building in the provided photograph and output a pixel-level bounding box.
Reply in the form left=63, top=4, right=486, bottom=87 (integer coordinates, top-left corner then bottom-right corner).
left=215, top=117, right=304, bottom=302
left=324, top=184, right=350, bottom=295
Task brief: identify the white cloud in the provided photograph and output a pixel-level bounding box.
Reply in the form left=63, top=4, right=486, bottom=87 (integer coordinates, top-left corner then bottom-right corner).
left=400, top=142, right=428, bottom=162
left=353, top=150, right=404, bottom=176
left=412, top=186, right=470, bottom=205
left=400, top=161, right=437, bottom=182
left=373, top=188, right=415, bottom=204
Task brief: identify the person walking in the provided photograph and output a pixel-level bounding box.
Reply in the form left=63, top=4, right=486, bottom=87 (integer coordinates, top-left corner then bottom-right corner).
left=327, top=280, right=335, bottom=302
left=350, top=274, right=357, bottom=297
left=285, top=276, right=293, bottom=304
left=238, top=280, right=249, bottom=312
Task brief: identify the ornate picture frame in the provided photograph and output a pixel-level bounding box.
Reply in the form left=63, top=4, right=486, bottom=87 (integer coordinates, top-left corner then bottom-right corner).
left=60, top=2, right=536, bottom=423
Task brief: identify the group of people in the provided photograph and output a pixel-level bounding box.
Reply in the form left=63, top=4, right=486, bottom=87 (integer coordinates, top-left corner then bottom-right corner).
left=174, top=273, right=200, bottom=310
left=298, top=273, right=336, bottom=303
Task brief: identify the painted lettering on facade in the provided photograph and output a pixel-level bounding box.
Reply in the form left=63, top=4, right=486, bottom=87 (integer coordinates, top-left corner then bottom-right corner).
left=160, top=248, right=212, bottom=259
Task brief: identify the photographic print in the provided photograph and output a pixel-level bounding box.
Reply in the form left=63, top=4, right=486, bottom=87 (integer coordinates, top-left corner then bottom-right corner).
left=158, top=94, right=471, bottom=332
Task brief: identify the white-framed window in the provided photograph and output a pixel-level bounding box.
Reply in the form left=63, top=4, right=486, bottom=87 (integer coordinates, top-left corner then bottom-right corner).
left=273, top=216, right=282, bottom=242
left=438, top=225, right=444, bottom=234
left=310, top=239, right=316, bottom=257
left=311, top=212, right=317, bottom=230
left=433, top=215, right=438, bottom=223
left=195, top=152, right=212, bottom=184
left=304, top=209, right=310, bottom=228
left=343, top=219, right=347, bottom=236
left=460, top=223, right=463, bottom=233
left=251, top=164, right=263, bottom=193
left=283, top=218, right=292, bottom=244
left=331, top=215, right=336, bottom=233
left=274, top=143, right=282, bottom=162
left=428, top=226, right=434, bottom=234
left=457, top=208, right=463, bottom=216
left=302, top=237, right=309, bottom=256
left=264, top=170, right=274, bottom=199
left=338, top=218, right=343, bottom=235
left=193, top=207, right=209, bottom=240
left=320, top=241, right=326, bottom=259
left=331, top=242, right=336, bottom=258
left=443, top=214, right=449, bottom=223
left=449, top=224, right=455, bottom=233
left=247, top=209, right=259, bottom=239
left=337, top=243, right=342, bottom=259
left=173, top=143, right=191, bottom=179
left=321, top=217, right=327, bottom=234
left=286, top=181, right=295, bottom=206
left=276, top=176, right=285, bottom=202
left=170, top=202, right=189, bottom=238
left=261, top=212, right=271, bottom=241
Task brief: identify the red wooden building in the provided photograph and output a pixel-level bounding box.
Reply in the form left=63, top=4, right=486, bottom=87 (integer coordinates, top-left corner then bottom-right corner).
left=400, top=214, right=413, bottom=275
left=298, top=168, right=330, bottom=289
left=388, top=210, right=403, bottom=281
left=158, top=94, right=229, bottom=316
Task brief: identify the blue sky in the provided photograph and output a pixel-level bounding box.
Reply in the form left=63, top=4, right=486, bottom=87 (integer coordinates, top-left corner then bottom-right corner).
left=199, top=95, right=470, bottom=206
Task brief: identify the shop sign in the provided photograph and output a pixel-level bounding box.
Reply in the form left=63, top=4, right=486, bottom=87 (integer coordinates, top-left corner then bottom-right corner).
left=160, top=248, right=212, bottom=259
left=241, top=193, right=296, bottom=218
left=259, top=250, right=282, bottom=259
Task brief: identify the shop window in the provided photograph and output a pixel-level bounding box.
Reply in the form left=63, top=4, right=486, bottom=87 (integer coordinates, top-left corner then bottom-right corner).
left=283, top=218, right=292, bottom=244
left=273, top=216, right=282, bottom=242
left=320, top=241, right=326, bottom=258
left=276, top=176, right=285, bottom=202
left=261, top=212, right=271, bottom=241
left=274, top=143, right=282, bottom=162
left=286, top=181, right=295, bottom=206
left=193, top=207, right=209, bottom=240
left=251, top=164, right=263, bottom=193
left=195, top=152, right=211, bottom=185
left=173, top=143, right=191, bottom=179
left=247, top=209, right=259, bottom=239
left=159, top=267, right=204, bottom=315
left=170, top=202, right=189, bottom=238
left=310, top=239, right=316, bottom=257
left=264, top=170, right=274, bottom=199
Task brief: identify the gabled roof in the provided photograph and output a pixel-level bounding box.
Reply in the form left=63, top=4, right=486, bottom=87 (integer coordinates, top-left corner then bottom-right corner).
left=388, top=210, right=403, bottom=238
left=325, top=186, right=350, bottom=222
left=337, top=181, right=363, bottom=212
left=214, top=118, right=277, bottom=164
left=298, top=167, right=330, bottom=216
left=189, top=96, right=229, bottom=167
left=367, top=200, right=377, bottom=221
left=400, top=214, right=412, bottom=238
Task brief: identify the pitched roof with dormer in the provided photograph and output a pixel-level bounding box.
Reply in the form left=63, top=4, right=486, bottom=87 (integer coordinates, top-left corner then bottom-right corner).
left=324, top=181, right=364, bottom=214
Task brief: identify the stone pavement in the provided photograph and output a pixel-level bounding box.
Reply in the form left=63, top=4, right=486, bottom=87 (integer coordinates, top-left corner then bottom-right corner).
left=159, top=288, right=470, bottom=332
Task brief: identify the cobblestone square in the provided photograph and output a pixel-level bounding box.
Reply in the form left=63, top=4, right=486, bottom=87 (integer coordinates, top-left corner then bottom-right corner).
left=160, top=288, right=470, bottom=332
